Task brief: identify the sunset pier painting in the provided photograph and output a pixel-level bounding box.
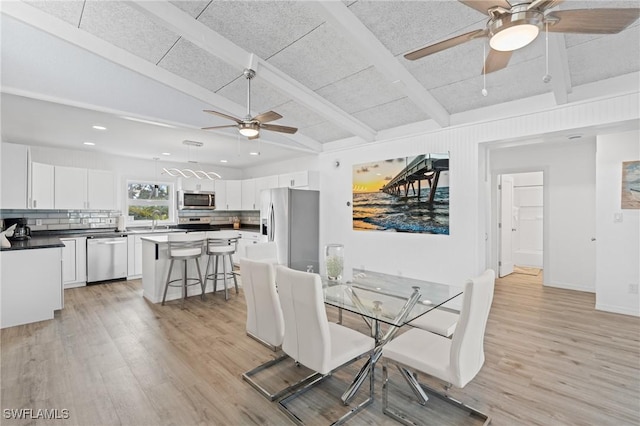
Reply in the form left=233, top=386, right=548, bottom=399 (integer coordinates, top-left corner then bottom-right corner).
left=352, top=153, right=450, bottom=234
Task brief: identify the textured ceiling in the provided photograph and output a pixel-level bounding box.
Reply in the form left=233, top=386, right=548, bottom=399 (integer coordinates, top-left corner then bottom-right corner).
left=4, top=0, right=640, bottom=166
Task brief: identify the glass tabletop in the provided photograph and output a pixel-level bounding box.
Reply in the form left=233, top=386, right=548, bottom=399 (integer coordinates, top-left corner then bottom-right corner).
left=322, top=269, right=463, bottom=327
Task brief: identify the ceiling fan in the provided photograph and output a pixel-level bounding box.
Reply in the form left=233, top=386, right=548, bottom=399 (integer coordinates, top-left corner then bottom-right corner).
left=202, top=68, right=297, bottom=139
left=404, top=0, right=640, bottom=74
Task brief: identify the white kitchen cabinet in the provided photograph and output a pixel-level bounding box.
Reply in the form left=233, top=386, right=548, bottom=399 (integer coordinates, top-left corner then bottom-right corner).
left=216, top=180, right=241, bottom=210
left=30, top=162, right=55, bottom=209
left=180, top=178, right=214, bottom=192
left=241, top=179, right=257, bottom=210
left=235, top=230, right=268, bottom=265
left=214, top=179, right=227, bottom=211
left=55, top=166, right=88, bottom=209
left=278, top=170, right=319, bottom=189
left=1, top=143, right=29, bottom=209
left=61, top=237, right=87, bottom=288
left=128, top=233, right=169, bottom=278
left=87, top=170, right=116, bottom=210
left=255, top=175, right=279, bottom=195
left=1, top=247, right=63, bottom=328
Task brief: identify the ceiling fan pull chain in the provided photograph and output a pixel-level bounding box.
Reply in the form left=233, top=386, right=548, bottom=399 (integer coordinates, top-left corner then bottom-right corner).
left=482, top=42, right=488, bottom=97
left=543, top=21, right=552, bottom=83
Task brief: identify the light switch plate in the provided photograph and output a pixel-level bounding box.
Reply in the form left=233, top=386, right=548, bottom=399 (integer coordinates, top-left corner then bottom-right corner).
left=614, top=212, right=623, bottom=223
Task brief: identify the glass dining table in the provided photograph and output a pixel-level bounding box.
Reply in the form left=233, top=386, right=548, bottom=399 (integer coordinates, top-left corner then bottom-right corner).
left=321, top=269, right=463, bottom=405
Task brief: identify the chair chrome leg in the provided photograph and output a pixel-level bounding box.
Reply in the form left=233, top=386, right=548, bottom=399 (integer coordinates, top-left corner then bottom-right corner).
left=222, top=254, right=229, bottom=300
left=242, top=354, right=321, bottom=402
left=181, top=259, right=187, bottom=309
left=161, top=259, right=175, bottom=305
left=229, top=253, right=239, bottom=293
left=195, top=258, right=205, bottom=300
left=382, top=360, right=491, bottom=426
left=204, top=254, right=212, bottom=291
left=213, top=255, right=219, bottom=293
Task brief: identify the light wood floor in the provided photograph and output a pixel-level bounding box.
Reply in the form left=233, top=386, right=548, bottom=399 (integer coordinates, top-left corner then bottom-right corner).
left=1, top=272, right=639, bottom=425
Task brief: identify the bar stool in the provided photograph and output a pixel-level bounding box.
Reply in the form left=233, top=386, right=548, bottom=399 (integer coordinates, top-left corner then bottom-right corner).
left=162, top=232, right=206, bottom=309
left=205, top=231, right=240, bottom=300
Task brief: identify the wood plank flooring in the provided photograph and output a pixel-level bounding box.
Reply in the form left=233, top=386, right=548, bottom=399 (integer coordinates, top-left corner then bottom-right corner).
left=1, top=272, right=639, bottom=425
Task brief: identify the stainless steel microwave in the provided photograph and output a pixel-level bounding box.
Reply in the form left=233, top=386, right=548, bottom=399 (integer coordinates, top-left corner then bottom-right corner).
left=177, top=190, right=215, bottom=210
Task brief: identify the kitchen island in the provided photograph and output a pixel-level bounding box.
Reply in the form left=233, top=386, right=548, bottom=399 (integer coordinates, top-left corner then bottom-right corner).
left=140, top=232, right=242, bottom=303
left=0, top=237, right=64, bottom=328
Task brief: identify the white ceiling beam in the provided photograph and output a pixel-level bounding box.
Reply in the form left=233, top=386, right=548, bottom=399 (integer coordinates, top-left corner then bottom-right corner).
left=130, top=1, right=377, bottom=143
left=310, top=1, right=450, bottom=128
left=1, top=1, right=322, bottom=153
left=548, top=32, right=572, bottom=105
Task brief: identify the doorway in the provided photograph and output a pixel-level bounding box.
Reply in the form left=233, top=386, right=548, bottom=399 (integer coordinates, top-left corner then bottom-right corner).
left=498, top=172, right=544, bottom=278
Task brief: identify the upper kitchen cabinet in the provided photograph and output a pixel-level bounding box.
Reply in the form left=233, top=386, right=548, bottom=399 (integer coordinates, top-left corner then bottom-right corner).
left=215, top=180, right=241, bottom=211
left=255, top=175, right=279, bottom=198
left=30, top=162, right=55, bottom=209
left=241, top=179, right=257, bottom=210
left=55, top=166, right=88, bottom=209
left=278, top=171, right=319, bottom=190
left=54, top=166, right=116, bottom=210
left=1, top=143, right=29, bottom=209
left=87, top=170, right=116, bottom=210
left=179, top=178, right=214, bottom=192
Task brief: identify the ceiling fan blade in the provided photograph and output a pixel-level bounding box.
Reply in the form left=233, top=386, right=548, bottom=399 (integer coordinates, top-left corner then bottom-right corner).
left=201, top=125, right=238, bottom=130
left=261, top=123, right=298, bottom=134
left=459, top=0, right=511, bottom=15
left=203, top=110, right=242, bottom=124
left=527, top=0, right=564, bottom=11
left=248, top=134, right=260, bottom=140
left=547, top=9, right=640, bottom=34
left=483, top=49, right=513, bottom=74
left=404, top=29, right=487, bottom=60
left=252, top=110, right=282, bottom=124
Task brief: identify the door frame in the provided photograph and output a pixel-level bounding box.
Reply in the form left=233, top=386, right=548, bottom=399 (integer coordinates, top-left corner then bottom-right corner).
left=490, top=167, right=549, bottom=285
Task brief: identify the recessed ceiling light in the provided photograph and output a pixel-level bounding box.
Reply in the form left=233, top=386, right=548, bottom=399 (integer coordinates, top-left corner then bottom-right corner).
left=249, top=152, right=259, bottom=156
left=120, top=116, right=177, bottom=128
left=220, top=160, right=228, bottom=163
left=162, top=152, right=171, bottom=156
left=83, top=142, right=95, bottom=146
left=92, top=125, right=107, bottom=130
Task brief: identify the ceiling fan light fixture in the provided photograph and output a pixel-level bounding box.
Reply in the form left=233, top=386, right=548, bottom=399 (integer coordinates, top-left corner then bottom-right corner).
left=489, top=9, right=543, bottom=52
left=238, top=122, right=259, bottom=137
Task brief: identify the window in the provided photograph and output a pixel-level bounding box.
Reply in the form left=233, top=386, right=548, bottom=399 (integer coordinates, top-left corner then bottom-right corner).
left=126, top=181, right=174, bottom=224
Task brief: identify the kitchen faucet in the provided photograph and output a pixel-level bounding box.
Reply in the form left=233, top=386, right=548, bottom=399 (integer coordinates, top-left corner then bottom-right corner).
left=151, top=210, right=161, bottom=231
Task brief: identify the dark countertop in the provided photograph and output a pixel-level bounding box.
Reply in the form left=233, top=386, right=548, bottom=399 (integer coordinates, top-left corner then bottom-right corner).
left=1, top=236, right=66, bottom=251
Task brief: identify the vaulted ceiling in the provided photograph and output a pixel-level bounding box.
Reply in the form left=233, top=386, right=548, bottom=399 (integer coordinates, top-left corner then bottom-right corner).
left=1, top=0, right=639, bottom=167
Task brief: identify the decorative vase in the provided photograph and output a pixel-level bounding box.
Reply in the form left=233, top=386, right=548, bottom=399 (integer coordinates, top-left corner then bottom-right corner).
left=325, top=244, right=344, bottom=281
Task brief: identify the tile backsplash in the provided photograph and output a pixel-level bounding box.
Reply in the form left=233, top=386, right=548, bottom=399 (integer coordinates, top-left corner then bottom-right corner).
left=0, top=209, right=261, bottom=231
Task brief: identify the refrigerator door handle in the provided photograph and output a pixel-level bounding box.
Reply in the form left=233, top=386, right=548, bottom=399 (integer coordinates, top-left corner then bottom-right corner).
left=269, top=203, right=275, bottom=242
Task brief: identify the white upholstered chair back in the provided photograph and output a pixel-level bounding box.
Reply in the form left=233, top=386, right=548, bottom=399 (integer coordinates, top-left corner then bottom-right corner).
left=276, top=265, right=332, bottom=374
left=245, top=242, right=279, bottom=264
left=240, top=258, right=284, bottom=348
left=449, top=269, right=495, bottom=388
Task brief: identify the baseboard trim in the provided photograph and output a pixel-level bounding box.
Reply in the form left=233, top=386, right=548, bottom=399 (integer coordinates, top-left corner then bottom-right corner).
left=595, top=303, right=640, bottom=317
left=544, top=281, right=595, bottom=293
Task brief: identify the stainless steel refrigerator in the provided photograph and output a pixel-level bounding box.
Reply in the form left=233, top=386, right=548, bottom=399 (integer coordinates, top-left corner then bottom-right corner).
left=260, top=188, right=319, bottom=272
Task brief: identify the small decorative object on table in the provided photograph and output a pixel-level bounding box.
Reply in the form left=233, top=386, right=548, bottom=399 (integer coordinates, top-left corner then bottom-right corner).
left=233, top=216, right=240, bottom=230
left=325, top=243, right=344, bottom=281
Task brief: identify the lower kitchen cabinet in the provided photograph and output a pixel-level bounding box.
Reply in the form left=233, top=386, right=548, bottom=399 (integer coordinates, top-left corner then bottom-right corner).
left=61, top=237, right=87, bottom=288
left=1, top=247, right=63, bottom=328
left=235, top=230, right=267, bottom=265
left=128, top=233, right=169, bottom=278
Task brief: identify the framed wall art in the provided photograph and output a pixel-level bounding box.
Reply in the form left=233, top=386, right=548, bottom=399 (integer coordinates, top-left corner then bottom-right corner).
left=352, top=153, right=449, bottom=234
left=622, top=160, right=640, bottom=209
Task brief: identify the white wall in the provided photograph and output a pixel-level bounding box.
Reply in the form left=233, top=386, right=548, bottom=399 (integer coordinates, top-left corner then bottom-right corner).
left=243, top=154, right=319, bottom=178
left=595, top=130, right=640, bottom=316
left=490, top=140, right=597, bottom=292
left=318, top=134, right=482, bottom=287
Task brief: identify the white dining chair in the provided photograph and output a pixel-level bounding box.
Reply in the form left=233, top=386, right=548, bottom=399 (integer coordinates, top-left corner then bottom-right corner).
left=381, top=269, right=495, bottom=426
left=245, top=241, right=279, bottom=265
left=275, top=265, right=375, bottom=425
left=241, top=258, right=299, bottom=401
left=409, top=307, right=459, bottom=338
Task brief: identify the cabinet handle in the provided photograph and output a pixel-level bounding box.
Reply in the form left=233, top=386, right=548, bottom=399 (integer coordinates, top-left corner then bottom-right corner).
left=33, top=199, right=37, bottom=208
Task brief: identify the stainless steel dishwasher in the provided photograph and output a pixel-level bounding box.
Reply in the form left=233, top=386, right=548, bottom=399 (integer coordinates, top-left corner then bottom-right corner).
left=86, top=236, right=128, bottom=283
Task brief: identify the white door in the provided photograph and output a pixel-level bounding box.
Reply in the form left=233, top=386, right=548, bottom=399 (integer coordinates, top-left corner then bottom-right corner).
left=499, top=176, right=515, bottom=277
